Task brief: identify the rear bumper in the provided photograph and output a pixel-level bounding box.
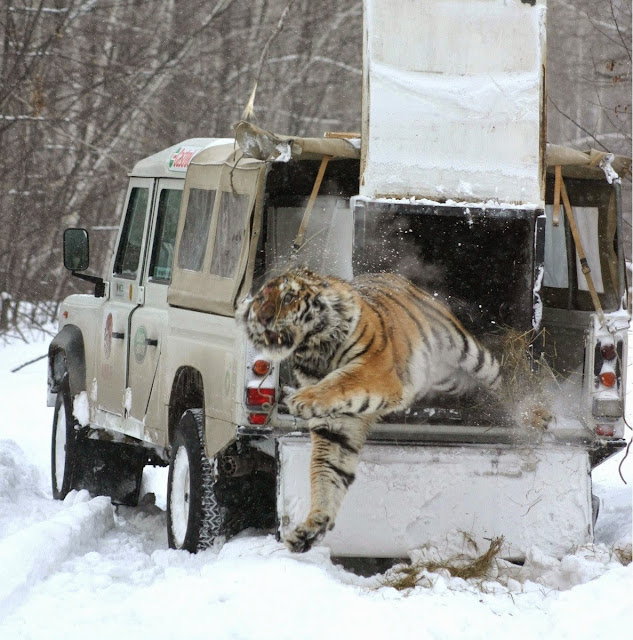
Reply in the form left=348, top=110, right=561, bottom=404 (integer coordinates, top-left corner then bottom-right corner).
left=242, top=412, right=625, bottom=453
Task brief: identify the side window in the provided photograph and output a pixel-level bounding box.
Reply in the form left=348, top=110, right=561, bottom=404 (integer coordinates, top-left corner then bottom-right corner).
left=149, top=189, right=182, bottom=282
left=543, top=204, right=569, bottom=290
left=177, top=188, right=215, bottom=272
left=544, top=204, right=604, bottom=293
left=210, top=193, right=250, bottom=279
left=113, top=187, right=149, bottom=279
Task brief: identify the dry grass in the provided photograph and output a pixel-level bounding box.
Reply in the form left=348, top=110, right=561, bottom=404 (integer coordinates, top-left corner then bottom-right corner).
left=493, top=327, right=556, bottom=401
left=484, top=327, right=565, bottom=432
left=382, top=537, right=505, bottom=591
left=614, top=544, right=632, bottom=566
left=386, top=565, right=424, bottom=591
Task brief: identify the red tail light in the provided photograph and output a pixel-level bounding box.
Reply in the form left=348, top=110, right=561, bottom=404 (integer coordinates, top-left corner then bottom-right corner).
left=599, top=372, right=617, bottom=388
left=600, top=344, right=616, bottom=360
left=248, top=413, right=268, bottom=425
left=252, top=359, right=271, bottom=376
left=596, top=424, right=615, bottom=437
left=246, top=387, right=275, bottom=407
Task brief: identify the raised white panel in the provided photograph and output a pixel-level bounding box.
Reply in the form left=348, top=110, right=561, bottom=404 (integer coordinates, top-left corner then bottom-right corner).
left=361, top=0, right=546, bottom=205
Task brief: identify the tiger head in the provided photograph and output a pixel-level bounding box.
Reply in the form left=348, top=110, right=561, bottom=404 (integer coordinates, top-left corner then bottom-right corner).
left=237, top=269, right=352, bottom=361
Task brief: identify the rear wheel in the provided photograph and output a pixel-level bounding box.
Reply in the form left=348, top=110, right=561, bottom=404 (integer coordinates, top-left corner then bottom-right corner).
left=167, top=409, right=224, bottom=552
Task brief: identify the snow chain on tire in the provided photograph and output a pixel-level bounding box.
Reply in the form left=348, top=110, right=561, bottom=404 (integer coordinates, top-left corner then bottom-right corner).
left=190, top=409, right=225, bottom=550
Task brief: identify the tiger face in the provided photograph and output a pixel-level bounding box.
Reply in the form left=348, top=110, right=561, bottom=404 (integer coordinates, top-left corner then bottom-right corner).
left=238, top=270, right=333, bottom=361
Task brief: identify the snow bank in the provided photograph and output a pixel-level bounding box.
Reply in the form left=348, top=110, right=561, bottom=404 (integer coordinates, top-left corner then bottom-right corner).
left=0, top=440, right=63, bottom=542
left=0, top=440, right=42, bottom=506
left=0, top=491, right=114, bottom=616
left=397, top=537, right=631, bottom=594
left=0, top=330, right=55, bottom=478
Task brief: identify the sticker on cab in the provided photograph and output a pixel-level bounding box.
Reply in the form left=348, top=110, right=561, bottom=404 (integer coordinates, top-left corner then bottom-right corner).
left=134, top=326, right=148, bottom=363
left=168, top=146, right=201, bottom=172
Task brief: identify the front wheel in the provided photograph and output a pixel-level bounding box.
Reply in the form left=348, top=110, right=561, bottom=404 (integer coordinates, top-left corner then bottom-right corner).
left=51, top=384, right=79, bottom=500
left=167, top=409, right=225, bottom=552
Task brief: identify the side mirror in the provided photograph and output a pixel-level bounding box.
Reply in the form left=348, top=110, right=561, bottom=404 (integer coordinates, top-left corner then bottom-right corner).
left=63, top=228, right=90, bottom=272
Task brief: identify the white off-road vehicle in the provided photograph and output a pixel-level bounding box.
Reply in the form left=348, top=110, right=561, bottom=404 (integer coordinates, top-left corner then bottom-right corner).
left=48, top=124, right=630, bottom=559
left=48, top=0, right=631, bottom=560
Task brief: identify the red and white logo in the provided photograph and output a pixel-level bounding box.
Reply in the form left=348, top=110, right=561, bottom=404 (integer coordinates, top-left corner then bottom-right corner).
left=168, top=146, right=200, bottom=172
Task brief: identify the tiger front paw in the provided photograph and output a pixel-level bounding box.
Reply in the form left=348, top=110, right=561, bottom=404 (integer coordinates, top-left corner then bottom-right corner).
left=530, top=405, right=552, bottom=430
left=287, top=387, right=328, bottom=420
left=517, top=403, right=553, bottom=431
left=284, top=512, right=330, bottom=553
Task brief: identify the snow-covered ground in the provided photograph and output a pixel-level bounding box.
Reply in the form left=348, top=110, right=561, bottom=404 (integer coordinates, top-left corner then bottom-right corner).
left=0, top=331, right=631, bottom=639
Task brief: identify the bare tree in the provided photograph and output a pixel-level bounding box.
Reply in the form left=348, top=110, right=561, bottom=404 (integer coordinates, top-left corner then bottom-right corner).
left=547, top=0, right=631, bottom=253
left=1, top=0, right=629, bottom=335
left=548, top=0, right=631, bottom=154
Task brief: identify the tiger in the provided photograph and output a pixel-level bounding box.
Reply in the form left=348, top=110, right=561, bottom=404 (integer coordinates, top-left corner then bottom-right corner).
left=238, top=268, right=502, bottom=553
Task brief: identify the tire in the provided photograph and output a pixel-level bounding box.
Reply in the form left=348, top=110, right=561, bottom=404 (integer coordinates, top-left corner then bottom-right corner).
left=592, top=493, right=601, bottom=528
left=167, top=409, right=224, bottom=552
left=51, top=383, right=80, bottom=500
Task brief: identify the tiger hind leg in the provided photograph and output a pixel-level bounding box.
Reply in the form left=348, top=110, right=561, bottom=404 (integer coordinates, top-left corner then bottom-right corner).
left=284, top=415, right=372, bottom=553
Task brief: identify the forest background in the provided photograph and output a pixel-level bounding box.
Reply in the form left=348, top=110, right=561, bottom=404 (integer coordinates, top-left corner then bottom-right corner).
left=0, top=0, right=630, bottom=333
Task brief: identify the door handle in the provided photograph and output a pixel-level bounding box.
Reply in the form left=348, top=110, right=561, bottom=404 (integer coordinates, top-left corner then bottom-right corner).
left=112, top=332, right=125, bottom=340
left=145, top=338, right=159, bottom=347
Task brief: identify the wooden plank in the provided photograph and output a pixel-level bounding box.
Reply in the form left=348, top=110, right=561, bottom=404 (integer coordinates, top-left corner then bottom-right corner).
left=553, top=165, right=562, bottom=227
left=560, top=177, right=605, bottom=324
left=293, top=155, right=332, bottom=252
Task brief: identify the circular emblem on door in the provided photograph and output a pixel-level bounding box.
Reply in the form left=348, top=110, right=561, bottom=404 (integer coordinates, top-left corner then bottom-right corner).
left=134, top=326, right=148, bottom=363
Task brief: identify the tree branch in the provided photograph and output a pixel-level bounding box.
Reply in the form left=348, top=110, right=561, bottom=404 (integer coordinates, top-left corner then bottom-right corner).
left=241, top=0, right=297, bottom=121
left=548, top=96, right=611, bottom=151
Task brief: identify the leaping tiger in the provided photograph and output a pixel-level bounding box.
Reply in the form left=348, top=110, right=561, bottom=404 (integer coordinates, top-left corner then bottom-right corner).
left=238, top=268, right=502, bottom=553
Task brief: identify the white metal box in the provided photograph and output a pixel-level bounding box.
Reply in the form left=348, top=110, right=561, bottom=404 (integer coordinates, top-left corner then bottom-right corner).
left=278, top=437, right=593, bottom=560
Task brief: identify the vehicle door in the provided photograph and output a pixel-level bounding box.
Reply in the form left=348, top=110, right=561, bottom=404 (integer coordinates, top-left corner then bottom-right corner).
left=127, top=179, right=183, bottom=436
left=96, top=178, right=154, bottom=421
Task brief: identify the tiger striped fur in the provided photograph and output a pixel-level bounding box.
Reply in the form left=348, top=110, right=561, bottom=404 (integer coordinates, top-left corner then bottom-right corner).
left=238, top=268, right=501, bottom=552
